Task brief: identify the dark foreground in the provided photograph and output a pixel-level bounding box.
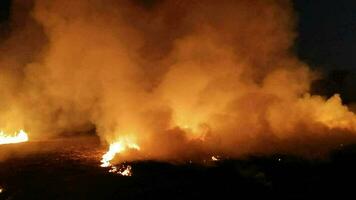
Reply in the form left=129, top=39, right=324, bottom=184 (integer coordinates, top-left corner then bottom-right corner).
left=0, top=138, right=356, bottom=199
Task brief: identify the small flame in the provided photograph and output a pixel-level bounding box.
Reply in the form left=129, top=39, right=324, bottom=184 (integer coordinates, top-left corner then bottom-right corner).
left=0, top=130, right=29, bottom=145
left=119, top=165, right=132, bottom=176
left=100, top=138, right=140, bottom=176
left=109, top=165, right=132, bottom=176
left=211, top=156, right=220, bottom=161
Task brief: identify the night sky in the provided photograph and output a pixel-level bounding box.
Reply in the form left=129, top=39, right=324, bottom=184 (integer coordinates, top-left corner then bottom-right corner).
left=293, top=0, right=356, bottom=103
left=294, top=0, right=356, bottom=72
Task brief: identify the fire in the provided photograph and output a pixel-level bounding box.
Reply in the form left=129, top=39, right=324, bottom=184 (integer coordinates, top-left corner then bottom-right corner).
left=101, top=142, right=125, bottom=168
left=211, top=156, right=219, bottom=161
left=100, top=138, right=140, bottom=176
left=0, top=129, right=29, bottom=145
left=109, top=165, right=132, bottom=176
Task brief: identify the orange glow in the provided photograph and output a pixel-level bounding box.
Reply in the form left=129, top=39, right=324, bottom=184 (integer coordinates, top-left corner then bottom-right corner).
left=315, top=95, right=356, bottom=130
left=0, top=0, right=355, bottom=165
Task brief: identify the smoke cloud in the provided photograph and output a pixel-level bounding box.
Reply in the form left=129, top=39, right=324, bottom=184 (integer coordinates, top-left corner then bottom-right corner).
left=1, top=0, right=356, bottom=162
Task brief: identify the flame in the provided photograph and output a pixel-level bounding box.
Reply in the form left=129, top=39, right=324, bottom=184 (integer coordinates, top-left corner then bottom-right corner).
left=211, top=156, right=219, bottom=161
left=109, top=165, right=132, bottom=176
left=100, top=138, right=140, bottom=176
left=1, top=0, right=356, bottom=165
left=118, top=165, right=132, bottom=176
left=0, top=130, right=29, bottom=145
left=101, top=142, right=125, bottom=167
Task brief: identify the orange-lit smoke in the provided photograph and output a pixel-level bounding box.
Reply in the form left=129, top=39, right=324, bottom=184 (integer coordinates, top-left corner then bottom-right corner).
left=0, top=0, right=356, bottom=162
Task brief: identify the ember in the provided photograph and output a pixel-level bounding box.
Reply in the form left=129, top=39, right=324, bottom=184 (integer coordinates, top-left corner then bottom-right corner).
left=211, top=156, right=220, bottom=161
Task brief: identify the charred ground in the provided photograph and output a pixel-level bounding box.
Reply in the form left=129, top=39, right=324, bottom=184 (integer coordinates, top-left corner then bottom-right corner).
left=0, top=137, right=356, bottom=199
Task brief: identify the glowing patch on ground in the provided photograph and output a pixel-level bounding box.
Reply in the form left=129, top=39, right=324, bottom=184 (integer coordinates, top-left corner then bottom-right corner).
left=109, top=165, right=132, bottom=176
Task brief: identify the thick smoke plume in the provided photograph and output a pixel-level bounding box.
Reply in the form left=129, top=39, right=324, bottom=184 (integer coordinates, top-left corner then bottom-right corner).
left=1, top=0, right=356, bottom=162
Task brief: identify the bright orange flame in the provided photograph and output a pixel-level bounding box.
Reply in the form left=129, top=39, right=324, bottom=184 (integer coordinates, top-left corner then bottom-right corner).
left=101, top=142, right=125, bottom=167
left=109, top=165, right=132, bottom=176
left=100, top=138, right=140, bottom=176
left=0, top=130, right=29, bottom=145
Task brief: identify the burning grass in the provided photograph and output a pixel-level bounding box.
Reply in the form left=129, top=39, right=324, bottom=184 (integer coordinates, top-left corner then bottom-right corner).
left=0, top=130, right=28, bottom=145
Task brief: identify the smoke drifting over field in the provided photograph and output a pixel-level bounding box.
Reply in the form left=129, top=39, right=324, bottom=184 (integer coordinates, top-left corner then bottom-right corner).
left=1, top=0, right=356, bottom=162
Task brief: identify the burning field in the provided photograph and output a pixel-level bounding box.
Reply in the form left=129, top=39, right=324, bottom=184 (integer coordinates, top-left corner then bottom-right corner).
left=0, top=0, right=356, bottom=199
left=1, top=136, right=356, bottom=199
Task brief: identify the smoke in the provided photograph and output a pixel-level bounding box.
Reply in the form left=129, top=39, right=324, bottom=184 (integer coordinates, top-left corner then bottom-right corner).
left=1, top=0, right=356, bottom=162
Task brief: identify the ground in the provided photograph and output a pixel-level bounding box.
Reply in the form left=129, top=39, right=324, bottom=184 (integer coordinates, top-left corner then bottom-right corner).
left=0, top=136, right=355, bottom=199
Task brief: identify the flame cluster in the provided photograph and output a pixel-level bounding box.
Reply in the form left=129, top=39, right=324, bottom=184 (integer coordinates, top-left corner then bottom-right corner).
left=0, top=130, right=29, bottom=145
left=100, top=139, right=140, bottom=176
left=0, top=0, right=356, bottom=167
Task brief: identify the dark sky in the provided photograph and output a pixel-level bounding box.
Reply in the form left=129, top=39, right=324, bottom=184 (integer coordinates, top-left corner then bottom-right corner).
left=294, top=0, right=356, bottom=72
left=292, top=0, right=356, bottom=103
